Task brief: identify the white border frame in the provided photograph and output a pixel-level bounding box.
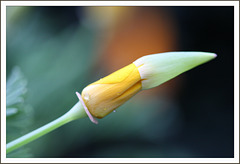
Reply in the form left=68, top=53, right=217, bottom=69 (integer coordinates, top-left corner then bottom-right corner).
left=1, top=1, right=239, bottom=163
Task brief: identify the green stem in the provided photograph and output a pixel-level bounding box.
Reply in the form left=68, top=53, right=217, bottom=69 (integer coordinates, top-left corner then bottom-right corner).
left=6, top=102, right=87, bottom=154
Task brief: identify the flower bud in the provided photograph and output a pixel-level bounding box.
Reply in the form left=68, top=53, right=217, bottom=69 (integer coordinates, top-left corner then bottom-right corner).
left=78, top=51, right=216, bottom=122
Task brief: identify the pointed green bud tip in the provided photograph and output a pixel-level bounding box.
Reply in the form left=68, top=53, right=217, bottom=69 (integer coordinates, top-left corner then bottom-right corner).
left=133, top=51, right=217, bottom=90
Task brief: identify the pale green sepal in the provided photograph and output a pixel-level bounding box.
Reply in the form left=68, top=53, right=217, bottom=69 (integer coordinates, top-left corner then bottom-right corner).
left=133, top=51, right=217, bottom=90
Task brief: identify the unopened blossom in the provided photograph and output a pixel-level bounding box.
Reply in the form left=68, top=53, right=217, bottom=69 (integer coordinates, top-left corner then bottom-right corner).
left=77, top=51, right=216, bottom=123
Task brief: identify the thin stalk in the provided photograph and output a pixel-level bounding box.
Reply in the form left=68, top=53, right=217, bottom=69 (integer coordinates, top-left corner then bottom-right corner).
left=6, top=102, right=87, bottom=154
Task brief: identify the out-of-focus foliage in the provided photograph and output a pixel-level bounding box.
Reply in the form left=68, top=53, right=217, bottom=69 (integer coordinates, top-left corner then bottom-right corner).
left=6, top=67, right=34, bottom=157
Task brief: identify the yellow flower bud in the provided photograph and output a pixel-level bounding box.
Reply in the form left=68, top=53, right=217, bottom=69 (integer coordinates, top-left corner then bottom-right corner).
left=81, top=63, right=142, bottom=119
left=76, top=51, right=216, bottom=124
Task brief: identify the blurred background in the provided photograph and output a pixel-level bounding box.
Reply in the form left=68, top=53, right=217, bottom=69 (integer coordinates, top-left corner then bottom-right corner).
left=6, top=6, right=234, bottom=158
